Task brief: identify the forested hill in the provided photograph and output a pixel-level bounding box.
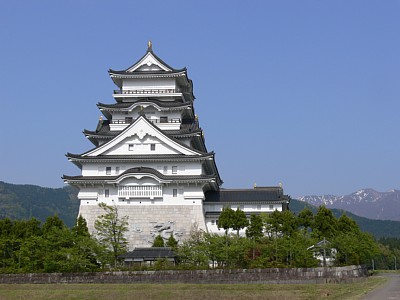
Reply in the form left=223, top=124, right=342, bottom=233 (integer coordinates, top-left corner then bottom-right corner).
left=0, top=181, right=79, bottom=227
left=290, top=198, right=400, bottom=239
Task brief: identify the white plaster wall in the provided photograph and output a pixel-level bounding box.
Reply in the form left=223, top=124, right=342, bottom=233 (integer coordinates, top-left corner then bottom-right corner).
left=77, top=188, right=98, bottom=199
left=77, top=182, right=205, bottom=206
left=112, top=109, right=182, bottom=122
left=81, top=162, right=202, bottom=176
left=122, top=78, right=176, bottom=90
left=183, top=186, right=205, bottom=200
left=104, top=136, right=179, bottom=156
left=203, top=204, right=280, bottom=214
left=109, top=108, right=183, bottom=132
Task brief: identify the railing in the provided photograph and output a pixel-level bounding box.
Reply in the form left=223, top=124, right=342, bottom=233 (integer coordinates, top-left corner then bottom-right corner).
left=114, top=89, right=181, bottom=95
left=111, top=118, right=181, bottom=124
left=118, top=186, right=163, bottom=198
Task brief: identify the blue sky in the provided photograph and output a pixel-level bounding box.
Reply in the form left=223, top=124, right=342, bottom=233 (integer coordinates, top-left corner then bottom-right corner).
left=0, top=1, right=399, bottom=197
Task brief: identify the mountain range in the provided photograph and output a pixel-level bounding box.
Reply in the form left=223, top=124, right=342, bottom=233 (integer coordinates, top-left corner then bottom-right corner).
left=297, top=188, right=400, bottom=221
left=0, top=181, right=399, bottom=238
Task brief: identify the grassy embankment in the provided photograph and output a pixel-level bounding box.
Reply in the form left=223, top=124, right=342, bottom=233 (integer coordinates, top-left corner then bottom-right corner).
left=0, top=275, right=387, bottom=300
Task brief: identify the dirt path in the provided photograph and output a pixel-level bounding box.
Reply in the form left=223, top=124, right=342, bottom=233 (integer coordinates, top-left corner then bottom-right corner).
left=362, top=273, right=400, bottom=300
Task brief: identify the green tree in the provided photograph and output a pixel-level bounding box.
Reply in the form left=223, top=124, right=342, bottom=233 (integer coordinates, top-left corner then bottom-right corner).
left=246, top=214, right=264, bottom=241
left=94, top=203, right=129, bottom=267
left=203, top=233, right=226, bottom=268
left=73, top=215, right=90, bottom=237
left=218, top=206, right=235, bottom=235
left=166, top=234, right=178, bottom=250
left=177, top=226, right=208, bottom=268
left=153, top=235, right=165, bottom=247
left=333, top=214, right=379, bottom=266
left=280, top=210, right=298, bottom=237
left=246, top=214, right=264, bottom=261
left=312, top=206, right=338, bottom=240
left=337, top=213, right=359, bottom=234
left=42, top=215, right=65, bottom=235
left=297, top=207, right=314, bottom=234
left=232, top=208, right=249, bottom=236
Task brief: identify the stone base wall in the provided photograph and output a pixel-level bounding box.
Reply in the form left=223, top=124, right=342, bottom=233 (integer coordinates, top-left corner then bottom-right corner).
left=79, top=204, right=206, bottom=249
left=0, top=265, right=367, bottom=284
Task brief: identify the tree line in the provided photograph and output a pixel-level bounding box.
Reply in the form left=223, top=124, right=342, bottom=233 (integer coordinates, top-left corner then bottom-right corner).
left=175, top=206, right=382, bottom=269
left=0, top=203, right=127, bottom=273
left=0, top=204, right=399, bottom=273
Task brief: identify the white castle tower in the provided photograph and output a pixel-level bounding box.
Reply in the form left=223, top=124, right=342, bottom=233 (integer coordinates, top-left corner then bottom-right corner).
left=64, top=42, right=290, bottom=248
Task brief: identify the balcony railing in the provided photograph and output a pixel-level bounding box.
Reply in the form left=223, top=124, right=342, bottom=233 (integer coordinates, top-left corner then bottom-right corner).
left=111, top=118, right=181, bottom=124
left=114, top=89, right=181, bottom=95
left=118, top=185, right=162, bottom=198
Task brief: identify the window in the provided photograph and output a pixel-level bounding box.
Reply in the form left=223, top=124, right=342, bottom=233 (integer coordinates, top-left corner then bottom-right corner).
left=211, top=220, right=215, bottom=225
left=173, top=189, right=178, bottom=197
left=115, top=167, right=120, bottom=175
left=257, top=204, right=262, bottom=210
left=160, top=116, right=168, bottom=123
left=172, top=166, right=178, bottom=174
left=150, top=144, right=156, bottom=151
left=125, top=116, right=133, bottom=123
left=163, top=166, right=168, bottom=174
left=105, top=189, right=110, bottom=198
left=269, top=204, right=274, bottom=210
left=106, top=167, right=111, bottom=175
left=128, top=144, right=134, bottom=151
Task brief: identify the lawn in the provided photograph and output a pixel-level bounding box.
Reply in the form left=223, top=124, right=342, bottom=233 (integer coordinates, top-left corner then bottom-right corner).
left=0, top=275, right=387, bottom=300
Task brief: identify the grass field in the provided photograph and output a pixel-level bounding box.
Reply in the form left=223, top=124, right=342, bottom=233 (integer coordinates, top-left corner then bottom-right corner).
left=0, top=275, right=387, bottom=300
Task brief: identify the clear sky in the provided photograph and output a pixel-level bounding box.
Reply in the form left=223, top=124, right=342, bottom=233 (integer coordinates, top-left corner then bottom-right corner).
left=0, top=1, right=399, bottom=197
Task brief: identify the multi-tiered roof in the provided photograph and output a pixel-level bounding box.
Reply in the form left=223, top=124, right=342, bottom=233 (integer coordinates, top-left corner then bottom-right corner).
left=63, top=42, right=222, bottom=191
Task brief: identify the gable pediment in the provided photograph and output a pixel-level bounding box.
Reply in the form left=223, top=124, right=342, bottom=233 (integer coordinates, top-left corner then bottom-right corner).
left=84, top=116, right=201, bottom=157
left=126, top=52, right=172, bottom=73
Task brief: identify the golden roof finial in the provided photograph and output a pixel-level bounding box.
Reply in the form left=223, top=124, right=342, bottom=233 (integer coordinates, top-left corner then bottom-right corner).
left=254, top=183, right=257, bottom=188
left=99, top=116, right=103, bottom=121
left=148, top=40, right=152, bottom=51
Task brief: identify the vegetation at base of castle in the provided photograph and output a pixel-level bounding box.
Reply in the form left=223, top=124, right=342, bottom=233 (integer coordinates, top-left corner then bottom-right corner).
left=1, top=204, right=399, bottom=273
left=0, top=204, right=129, bottom=274
left=152, top=235, right=165, bottom=247
left=0, top=215, right=107, bottom=273
left=152, top=234, right=178, bottom=249
left=218, top=207, right=248, bottom=236
left=176, top=206, right=397, bottom=270
left=166, top=234, right=179, bottom=250
left=94, top=203, right=128, bottom=267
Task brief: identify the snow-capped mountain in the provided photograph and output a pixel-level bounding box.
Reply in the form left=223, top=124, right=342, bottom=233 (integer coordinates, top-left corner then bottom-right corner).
left=297, top=189, right=400, bottom=221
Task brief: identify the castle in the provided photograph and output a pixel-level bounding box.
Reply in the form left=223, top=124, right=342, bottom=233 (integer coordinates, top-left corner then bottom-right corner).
left=63, top=42, right=290, bottom=248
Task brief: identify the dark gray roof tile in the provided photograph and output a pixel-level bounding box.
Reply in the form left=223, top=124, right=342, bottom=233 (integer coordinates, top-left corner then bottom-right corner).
left=204, top=188, right=291, bottom=203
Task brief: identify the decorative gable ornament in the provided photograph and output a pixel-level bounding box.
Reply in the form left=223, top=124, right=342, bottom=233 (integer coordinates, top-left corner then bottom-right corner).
left=126, top=51, right=172, bottom=73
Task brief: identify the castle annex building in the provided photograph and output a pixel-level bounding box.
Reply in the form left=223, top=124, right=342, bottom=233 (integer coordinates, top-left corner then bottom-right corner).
left=63, top=43, right=290, bottom=248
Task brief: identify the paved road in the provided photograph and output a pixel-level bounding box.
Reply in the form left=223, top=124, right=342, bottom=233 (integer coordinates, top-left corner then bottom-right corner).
left=362, top=273, right=400, bottom=300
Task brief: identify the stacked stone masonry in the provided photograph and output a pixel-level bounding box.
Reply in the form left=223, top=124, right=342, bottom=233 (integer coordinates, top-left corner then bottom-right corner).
left=0, top=265, right=368, bottom=284
left=80, top=205, right=206, bottom=247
